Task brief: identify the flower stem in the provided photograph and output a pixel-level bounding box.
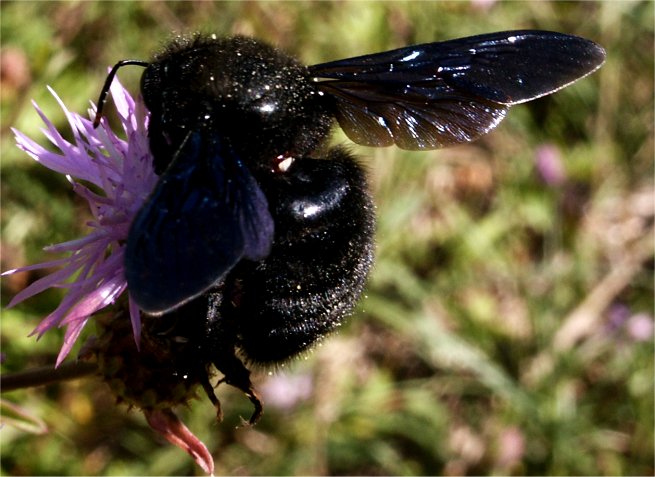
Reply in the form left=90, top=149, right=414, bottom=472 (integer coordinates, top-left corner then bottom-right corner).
left=1, top=362, right=98, bottom=392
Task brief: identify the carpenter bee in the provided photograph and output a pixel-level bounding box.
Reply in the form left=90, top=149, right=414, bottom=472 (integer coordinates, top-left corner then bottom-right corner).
left=94, top=31, right=605, bottom=423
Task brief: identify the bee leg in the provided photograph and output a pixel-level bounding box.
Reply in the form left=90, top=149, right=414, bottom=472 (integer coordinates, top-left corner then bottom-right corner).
left=214, top=352, right=264, bottom=425
left=244, top=385, right=264, bottom=426
left=199, top=372, right=224, bottom=422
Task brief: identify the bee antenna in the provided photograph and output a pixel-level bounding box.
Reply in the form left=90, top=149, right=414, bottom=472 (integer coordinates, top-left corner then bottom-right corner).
left=93, top=60, right=149, bottom=128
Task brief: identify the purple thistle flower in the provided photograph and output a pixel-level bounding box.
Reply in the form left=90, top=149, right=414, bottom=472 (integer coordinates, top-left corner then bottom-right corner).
left=4, top=78, right=220, bottom=475
left=3, top=78, right=158, bottom=366
left=534, top=143, right=567, bottom=186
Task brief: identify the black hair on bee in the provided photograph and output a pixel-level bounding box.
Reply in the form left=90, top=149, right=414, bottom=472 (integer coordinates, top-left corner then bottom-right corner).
left=94, top=31, right=604, bottom=423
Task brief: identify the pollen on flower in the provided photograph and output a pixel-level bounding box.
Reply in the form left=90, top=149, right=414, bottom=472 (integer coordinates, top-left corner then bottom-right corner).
left=3, top=78, right=158, bottom=366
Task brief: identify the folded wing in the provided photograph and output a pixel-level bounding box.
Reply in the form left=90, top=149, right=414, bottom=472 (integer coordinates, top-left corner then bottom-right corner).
left=125, top=132, right=274, bottom=314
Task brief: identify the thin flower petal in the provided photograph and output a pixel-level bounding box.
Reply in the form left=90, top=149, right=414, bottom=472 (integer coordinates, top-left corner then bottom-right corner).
left=128, top=297, right=142, bottom=349
left=29, top=292, right=81, bottom=337
left=2, top=255, right=77, bottom=277
left=6, top=79, right=156, bottom=361
left=60, top=278, right=125, bottom=326
left=145, top=409, right=215, bottom=475
left=43, top=231, right=106, bottom=253
left=5, top=258, right=84, bottom=307
left=56, top=317, right=90, bottom=367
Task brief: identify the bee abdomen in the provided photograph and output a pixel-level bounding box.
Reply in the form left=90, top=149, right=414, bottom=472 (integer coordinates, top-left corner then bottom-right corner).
left=226, top=149, right=375, bottom=364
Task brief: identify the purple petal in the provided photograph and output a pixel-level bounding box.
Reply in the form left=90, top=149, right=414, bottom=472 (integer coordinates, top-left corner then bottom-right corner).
left=30, top=292, right=81, bottom=337
left=59, top=279, right=125, bottom=326
left=2, top=254, right=76, bottom=277
left=34, top=102, right=102, bottom=185
left=108, top=74, right=139, bottom=136
left=128, top=297, right=142, bottom=349
left=12, top=128, right=88, bottom=181
left=6, top=80, right=157, bottom=363
left=56, top=317, right=90, bottom=366
left=5, top=258, right=82, bottom=308
left=43, top=231, right=106, bottom=253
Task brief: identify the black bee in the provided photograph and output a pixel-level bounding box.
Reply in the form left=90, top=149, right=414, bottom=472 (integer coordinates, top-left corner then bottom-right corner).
left=94, top=31, right=605, bottom=423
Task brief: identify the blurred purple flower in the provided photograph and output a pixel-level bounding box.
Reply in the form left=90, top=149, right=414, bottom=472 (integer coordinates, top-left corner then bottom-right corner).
left=2, top=80, right=158, bottom=366
left=606, top=303, right=631, bottom=333
left=470, top=0, right=498, bottom=11
left=261, top=372, right=313, bottom=411
left=534, top=143, right=566, bottom=186
left=495, top=426, right=525, bottom=470
left=606, top=304, right=653, bottom=343
left=627, top=313, right=654, bottom=342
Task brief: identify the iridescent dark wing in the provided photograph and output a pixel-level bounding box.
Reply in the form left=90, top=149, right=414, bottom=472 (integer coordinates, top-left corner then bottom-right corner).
left=309, top=30, right=605, bottom=150
left=125, top=132, right=274, bottom=314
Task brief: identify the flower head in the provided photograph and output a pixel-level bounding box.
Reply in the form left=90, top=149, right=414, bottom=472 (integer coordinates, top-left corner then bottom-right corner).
left=3, top=78, right=157, bottom=366
left=4, top=78, right=221, bottom=475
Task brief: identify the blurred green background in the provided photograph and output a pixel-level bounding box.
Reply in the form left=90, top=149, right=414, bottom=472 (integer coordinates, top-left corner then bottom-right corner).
left=1, top=1, right=653, bottom=475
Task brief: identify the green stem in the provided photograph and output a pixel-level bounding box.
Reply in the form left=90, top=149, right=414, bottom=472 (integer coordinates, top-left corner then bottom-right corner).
left=1, top=362, right=98, bottom=392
